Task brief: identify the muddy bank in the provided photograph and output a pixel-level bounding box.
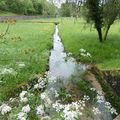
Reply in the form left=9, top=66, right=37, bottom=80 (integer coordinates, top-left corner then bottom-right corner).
left=87, top=66, right=120, bottom=115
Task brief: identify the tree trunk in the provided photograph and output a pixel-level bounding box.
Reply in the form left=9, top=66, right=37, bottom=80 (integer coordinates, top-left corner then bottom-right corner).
left=96, top=27, right=103, bottom=42
left=103, top=25, right=110, bottom=41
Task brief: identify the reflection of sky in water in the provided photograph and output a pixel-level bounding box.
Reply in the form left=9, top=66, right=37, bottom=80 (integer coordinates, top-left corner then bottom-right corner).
left=49, top=25, right=86, bottom=84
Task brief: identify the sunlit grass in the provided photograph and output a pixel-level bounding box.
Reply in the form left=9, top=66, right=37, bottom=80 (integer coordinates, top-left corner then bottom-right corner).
left=59, top=18, right=120, bottom=70
left=0, top=21, right=54, bottom=101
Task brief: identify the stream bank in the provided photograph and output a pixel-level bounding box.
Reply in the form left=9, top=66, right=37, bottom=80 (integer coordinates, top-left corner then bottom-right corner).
left=88, top=66, right=120, bottom=117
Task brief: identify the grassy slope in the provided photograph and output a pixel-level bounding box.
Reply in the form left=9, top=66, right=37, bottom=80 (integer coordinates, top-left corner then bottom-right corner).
left=0, top=21, right=54, bottom=101
left=59, top=18, right=120, bottom=70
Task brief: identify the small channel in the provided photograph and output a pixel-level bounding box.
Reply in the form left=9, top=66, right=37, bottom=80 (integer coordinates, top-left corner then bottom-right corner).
left=46, top=25, right=113, bottom=120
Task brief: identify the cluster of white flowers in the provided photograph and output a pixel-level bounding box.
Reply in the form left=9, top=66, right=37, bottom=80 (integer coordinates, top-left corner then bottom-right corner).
left=96, top=94, right=104, bottom=104
left=22, top=104, right=31, bottom=113
left=0, top=68, right=16, bottom=75
left=79, top=48, right=91, bottom=57
left=17, top=104, right=31, bottom=120
left=19, top=91, right=28, bottom=103
left=17, top=112, right=27, bottom=120
left=36, top=105, right=45, bottom=116
left=67, top=52, right=72, bottom=57
left=96, top=91, right=118, bottom=115
left=105, top=102, right=118, bottom=115
left=40, top=92, right=52, bottom=108
left=92, top=107, right=101, bottom=115
left=34, top=77, right=47, bottom=89
left=0, top=104, right=12, bottom=115
left=40, top=92, right=47, bottom=100
left=17, top=62, right=26, bottom=69
left=52, top=99, right=89, bottom=120
left=83, top=95, right=90, bottom=101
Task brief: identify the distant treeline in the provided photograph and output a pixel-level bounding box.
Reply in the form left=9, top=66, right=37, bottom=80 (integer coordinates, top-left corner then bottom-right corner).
left=0, top=0, right=57, bottom=16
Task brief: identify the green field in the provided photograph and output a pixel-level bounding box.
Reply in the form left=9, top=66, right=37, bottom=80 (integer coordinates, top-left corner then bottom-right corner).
left=0, top=21, right=54, bottom=101
left=59, top=18, right=120, bottom=70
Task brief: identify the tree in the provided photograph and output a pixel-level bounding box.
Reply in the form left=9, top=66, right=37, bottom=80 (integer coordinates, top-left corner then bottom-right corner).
left=84, top=0, right=120, bottom=42
left=61, top=1, right=72, bottom=17
left=32, top=0, right=43, bottom=14
left=0, top=0, right=7, bottom=11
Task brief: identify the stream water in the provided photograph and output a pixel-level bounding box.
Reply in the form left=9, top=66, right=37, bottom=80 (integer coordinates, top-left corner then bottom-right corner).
left=46, top=25, right=113, bottom=120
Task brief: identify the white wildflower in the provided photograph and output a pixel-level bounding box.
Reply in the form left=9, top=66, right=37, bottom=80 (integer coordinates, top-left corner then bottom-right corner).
left=22, top=104, right=30, bottom=113
left=0, top=104, right=12, bottom=115
left=80, top=48, right=86, bottom=53
left=105, top=102, right=118, bottom=115
left=86, top=52, right=91, bottom=57
left=40, top=92, right=46, bottom=100
left=20, top=97, right=28, bottom=103
left=20, top=91, right=27, bottom=98
left=36, top=105, right=45, bottom=116
left=92, top=107, right=101, bottom=115
left=83, top=95, right=90, bottom=101
left=34, top=78, right=46, bottom=89
left=96, top=95, right=104, bottom=103
left=0, top=68, right=16, bottom=75
left=18, top=63, right=25, bottom=68
left=17, top=112, right=27, bottom=120
left=19, top=91, right=28, bottom=103
left=34, top=84, right=39, bottom=89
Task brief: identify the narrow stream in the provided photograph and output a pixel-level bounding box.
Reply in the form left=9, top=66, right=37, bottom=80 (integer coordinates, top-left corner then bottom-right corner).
left=46, top=25, right=113, bottom=120
left=46, top=25, right=87, bottom=101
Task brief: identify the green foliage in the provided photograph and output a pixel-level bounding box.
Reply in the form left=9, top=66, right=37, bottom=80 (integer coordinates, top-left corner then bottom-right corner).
left=0, top=0, right=57, bottom=16
left=61, top=2, right=72, bottom=17
left=84, top=0, right=120, bottom=42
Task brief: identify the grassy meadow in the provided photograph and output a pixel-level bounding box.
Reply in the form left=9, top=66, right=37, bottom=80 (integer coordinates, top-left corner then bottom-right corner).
left=59, top=18, right=120, bottom=70
left=0, top=21, right=54, bottom=101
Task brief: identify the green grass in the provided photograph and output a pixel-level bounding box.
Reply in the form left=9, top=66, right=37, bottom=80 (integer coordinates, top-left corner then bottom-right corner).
left=0, top=21, right=54, bottom=101
left=0, top=10, right=17, bottom=16
left=59, top=18, right=120, bottom=70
